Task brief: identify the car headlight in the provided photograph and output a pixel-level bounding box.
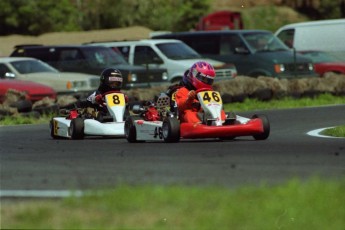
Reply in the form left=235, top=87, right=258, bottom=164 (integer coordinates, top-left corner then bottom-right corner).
left=274, top=64, right=285, bottom=73
left=162, top=72, right=168, bottom=80
left=72, top=81, right=87, bottom=88
left=308, top=63, right=314, bottom=71
left=67, top=81, right=86, bottom=89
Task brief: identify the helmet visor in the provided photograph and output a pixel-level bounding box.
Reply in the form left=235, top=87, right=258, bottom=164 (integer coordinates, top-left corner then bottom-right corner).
left=108, top=76, right=122, bottom=88
left=195, top=72, right=214, bottom=85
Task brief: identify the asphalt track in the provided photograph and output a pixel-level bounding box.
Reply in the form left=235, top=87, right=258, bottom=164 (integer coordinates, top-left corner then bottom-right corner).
left=1, top=105, right=345, bottom=197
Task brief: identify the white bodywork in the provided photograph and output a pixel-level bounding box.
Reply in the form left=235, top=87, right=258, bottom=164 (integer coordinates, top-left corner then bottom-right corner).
left=51, top=92, right=126, bottom=138
left=133, top=120, right=164, bottom=141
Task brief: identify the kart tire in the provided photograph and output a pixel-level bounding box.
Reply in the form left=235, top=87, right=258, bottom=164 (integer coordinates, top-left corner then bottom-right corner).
left=162, top=117, right=180, bottom=143
left=125, top=116, right=139, bottom=143
left=252, top=114, right=270, bottom=140
left=70, top=118, right=85, bottom=140
left=123, top=108, right=130, bottom=121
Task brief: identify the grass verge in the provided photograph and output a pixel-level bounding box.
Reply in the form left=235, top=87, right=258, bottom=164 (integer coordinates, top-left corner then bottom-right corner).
left=2, top=178, right=345, bottom=229
left=321, top=125, right=345, bottom=137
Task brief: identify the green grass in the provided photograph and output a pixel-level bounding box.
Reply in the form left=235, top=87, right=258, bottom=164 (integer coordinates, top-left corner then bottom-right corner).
left=223, top=93, right=345, bottom=112
left=321, top=125, right=345, bottom=137
left=2, top=178, right=345, bottom=229
left=0, top=113, right=52, bottom=125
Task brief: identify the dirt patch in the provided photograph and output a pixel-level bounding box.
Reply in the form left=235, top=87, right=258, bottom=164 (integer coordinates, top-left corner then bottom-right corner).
left=0, top=26, right=153, bottom=57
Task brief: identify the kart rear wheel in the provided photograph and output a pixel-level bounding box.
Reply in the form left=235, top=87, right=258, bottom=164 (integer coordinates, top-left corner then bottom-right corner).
left=125, top=116, right=139, bottom=143
left=162, top=117, right=180, bottom=143
left=252, top=114, right=270, bottom=140
left=70, top=118, right=85, bottom=140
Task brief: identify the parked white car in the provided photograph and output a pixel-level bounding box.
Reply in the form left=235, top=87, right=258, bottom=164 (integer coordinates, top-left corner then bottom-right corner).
left=86, top=39, right=237, bottom=84
left=0, top=57, right=99, bottom=96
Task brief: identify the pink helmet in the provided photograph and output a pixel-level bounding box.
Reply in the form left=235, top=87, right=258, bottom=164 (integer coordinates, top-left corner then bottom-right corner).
left=189, top=61, right=216, bottom=90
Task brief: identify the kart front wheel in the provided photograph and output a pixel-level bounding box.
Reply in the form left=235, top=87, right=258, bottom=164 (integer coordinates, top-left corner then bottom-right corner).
left=162, top=117, right=180, bottom=143
left=125, top=116, right=138, bottom=143
left=70, top=118, right=85, bottom=140
left=252, top=114, right=270, bottom=140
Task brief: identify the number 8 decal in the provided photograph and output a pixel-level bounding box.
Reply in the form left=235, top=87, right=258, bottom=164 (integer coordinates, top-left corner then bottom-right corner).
left=105, top=93, right=125, bottom=107
left=112, top=94, right=120, bottom=104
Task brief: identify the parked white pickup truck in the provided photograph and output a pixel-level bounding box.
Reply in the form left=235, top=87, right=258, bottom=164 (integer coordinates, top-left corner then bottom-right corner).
left=86, top=39, right=237, bottom=84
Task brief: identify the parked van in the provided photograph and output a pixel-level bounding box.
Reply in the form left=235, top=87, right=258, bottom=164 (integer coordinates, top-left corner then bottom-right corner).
left=152, top=30, right=317, bottom=78
left=10, top=45, right=169, bottom=89
left=275, top=19, right=345, bottom=61
left=86, top=39, right=237, bottom=84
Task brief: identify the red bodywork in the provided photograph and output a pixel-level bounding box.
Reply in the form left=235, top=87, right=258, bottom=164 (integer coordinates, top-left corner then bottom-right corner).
left=196, top=11, right=244, bottom=31
left=179, top=119, right=264, bottom=139
left=67, top=110, right=79, bottom=120
left=143, top=106, right=160, bottom=121
left=314, top=62, right=345, bottom=76
left=0, top=79, right=56, bottom=103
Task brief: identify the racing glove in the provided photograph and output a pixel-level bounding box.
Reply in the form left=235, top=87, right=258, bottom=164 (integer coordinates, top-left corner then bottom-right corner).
left=187, top=90, right=196, bottom=101
left=94, top=94, right=103, bottom=104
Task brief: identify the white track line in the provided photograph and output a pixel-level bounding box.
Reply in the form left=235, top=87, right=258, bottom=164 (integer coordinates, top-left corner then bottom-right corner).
left=307, top=127, right=343, bottom=139
left=0, top=190, right=83, bottom=198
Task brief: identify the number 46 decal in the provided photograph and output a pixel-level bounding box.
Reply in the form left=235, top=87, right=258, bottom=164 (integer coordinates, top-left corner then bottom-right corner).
left=199, top=91, right=222, bottom=104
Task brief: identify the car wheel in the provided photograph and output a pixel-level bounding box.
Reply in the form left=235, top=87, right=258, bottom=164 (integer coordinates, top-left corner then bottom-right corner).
left=162, top=117, right=180, bottom=143
left=70, top=118, right=84, bottom=140
left=125, top=116, right=139, bottom=143
left=252, top=114, right=270, bottom=140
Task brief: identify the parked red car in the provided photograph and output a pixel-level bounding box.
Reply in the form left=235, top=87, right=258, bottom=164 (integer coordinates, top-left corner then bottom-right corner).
left=0, top=79, right=56, bottom=103
left=298, top=51, right=345, bottom=77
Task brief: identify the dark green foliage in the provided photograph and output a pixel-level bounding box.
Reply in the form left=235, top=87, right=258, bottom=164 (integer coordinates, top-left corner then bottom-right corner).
left=0, top=0, right=342, bottom=35
left=0, top=0, right=81, bottom=35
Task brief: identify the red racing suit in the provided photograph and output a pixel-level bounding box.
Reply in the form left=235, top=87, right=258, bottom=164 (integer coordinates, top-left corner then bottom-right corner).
left=175, top=87, right=226, bottom=123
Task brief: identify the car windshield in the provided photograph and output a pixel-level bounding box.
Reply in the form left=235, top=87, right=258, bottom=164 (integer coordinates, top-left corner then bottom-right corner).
left=243, top=32, right=289, bottom=53
left=83, top=47, right=128, bottom=66
left=156, top=42, right=201, bottom=60
left=11, top=60, right=59, bottom=74
left=299, top=51, right=343, bottom=63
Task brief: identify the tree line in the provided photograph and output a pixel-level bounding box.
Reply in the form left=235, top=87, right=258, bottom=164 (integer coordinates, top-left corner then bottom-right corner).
left=0, top=0, right=343, bottom=36
left=0, top=0, right=210, bottom=35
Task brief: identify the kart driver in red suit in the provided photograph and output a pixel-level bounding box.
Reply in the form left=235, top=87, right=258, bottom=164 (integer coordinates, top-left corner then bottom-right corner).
left=175, top=61, right=226, bottom=123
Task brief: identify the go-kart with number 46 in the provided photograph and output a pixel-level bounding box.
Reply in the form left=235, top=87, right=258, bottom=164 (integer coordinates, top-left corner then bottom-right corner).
left=124, top=88, right=270, bottom=143
left=50, top=91, right=129, bottom=139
